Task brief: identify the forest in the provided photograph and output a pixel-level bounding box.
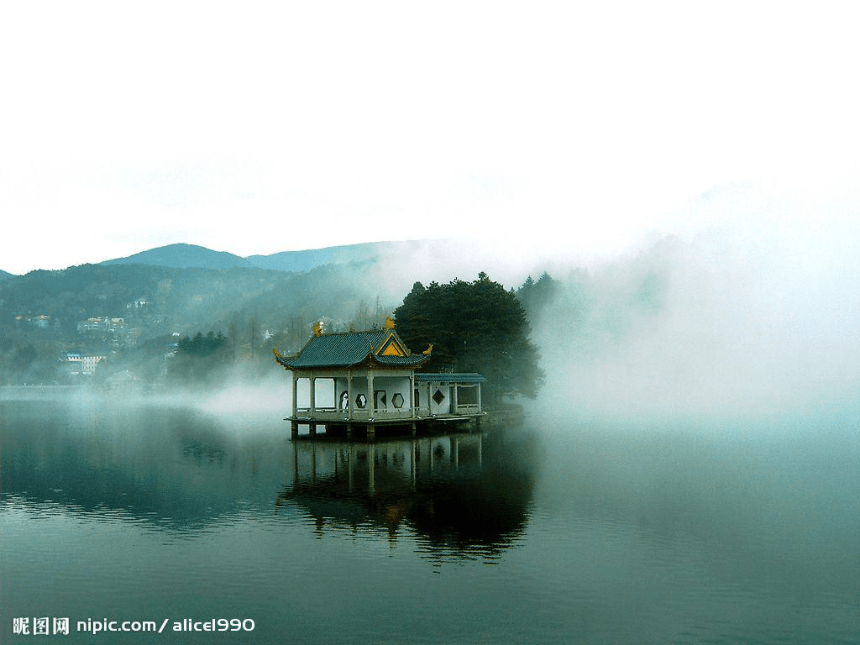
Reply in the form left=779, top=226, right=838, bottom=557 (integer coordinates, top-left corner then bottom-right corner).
left=0, top=241, right=674, bottom=404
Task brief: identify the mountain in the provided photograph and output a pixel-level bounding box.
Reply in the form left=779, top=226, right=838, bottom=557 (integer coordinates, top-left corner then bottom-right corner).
left=101, top=240, right=431, bottom=273
left=245, top=241, right=392, bottom=272
left=102, top=243, right=254, bottom=270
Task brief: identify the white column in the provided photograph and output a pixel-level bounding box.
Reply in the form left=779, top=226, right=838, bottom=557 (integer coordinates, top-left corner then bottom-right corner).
left=291, top=372, right=298, bottom=417
left=309, top=375, right=316, bottom=413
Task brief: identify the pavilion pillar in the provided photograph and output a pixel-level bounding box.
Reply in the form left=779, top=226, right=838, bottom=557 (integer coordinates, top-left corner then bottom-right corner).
left=290, top=372, right=299, bottom=438
left=291, top=372, right=298, bottom=418
left=410, top=372, right=416, bottom=420
left=308, top=375, right=317, bottom=436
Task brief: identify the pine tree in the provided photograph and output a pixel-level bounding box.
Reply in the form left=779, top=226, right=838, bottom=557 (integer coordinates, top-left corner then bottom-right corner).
left=394, top=273, right=544, bottom=404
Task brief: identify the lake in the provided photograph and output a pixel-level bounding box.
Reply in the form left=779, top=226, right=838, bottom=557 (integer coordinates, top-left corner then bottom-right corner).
left=1, top=391, right=858, bottom=644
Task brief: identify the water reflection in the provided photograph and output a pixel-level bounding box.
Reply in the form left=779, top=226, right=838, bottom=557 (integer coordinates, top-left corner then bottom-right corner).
left=0, top=399, right=290, bottom=535
left=276, top=429, right=537, bottom=561
left=3, top=398, right=859, bottom=644
left=1, top=398, right=538, bottom=561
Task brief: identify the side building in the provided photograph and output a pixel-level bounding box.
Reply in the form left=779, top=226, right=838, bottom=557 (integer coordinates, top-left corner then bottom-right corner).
left=274, top=320, right=485, bottom=439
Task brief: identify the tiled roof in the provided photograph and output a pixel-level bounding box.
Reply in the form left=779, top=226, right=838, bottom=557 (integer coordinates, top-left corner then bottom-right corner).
left=278, top=330, right=430, bottom=369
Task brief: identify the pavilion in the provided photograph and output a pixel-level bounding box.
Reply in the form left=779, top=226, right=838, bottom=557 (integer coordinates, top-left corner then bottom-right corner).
left=274, top=319, right=485, bottom=438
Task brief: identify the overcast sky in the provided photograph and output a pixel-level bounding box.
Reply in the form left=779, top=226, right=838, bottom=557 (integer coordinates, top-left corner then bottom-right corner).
left=2, top=2, right=858, bottom=275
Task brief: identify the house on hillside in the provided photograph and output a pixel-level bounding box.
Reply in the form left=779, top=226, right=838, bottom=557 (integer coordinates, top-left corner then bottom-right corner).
left=274, top=319, right=485, bottom=438
left=63, top=353, right=106, bottom=376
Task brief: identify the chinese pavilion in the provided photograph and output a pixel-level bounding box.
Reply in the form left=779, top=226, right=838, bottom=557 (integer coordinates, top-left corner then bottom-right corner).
left=273, top=319, right=485, bottom=438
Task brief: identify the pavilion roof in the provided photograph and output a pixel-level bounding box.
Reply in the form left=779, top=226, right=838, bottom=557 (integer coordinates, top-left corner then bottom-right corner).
left=276, top=329, right=430, bottom=370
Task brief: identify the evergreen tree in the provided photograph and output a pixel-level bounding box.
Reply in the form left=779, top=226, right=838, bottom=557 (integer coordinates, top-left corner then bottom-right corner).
left=170, top=330, right=230, bottom=385
left=516, top=271, right=560, bottom=319
left=394, top=273, right=544, bottom=404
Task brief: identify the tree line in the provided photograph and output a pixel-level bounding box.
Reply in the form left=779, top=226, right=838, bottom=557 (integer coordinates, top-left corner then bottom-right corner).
left=0, top=261, right=564, bottom=396
left=394, top=272, right=550, bottom=404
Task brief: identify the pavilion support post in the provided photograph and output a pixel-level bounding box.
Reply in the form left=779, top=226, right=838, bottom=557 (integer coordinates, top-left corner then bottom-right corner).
left=347, top=371, right=353, bottom=421
left=291, top=373, right=298, bottom=419
left=410, top=373, right=416, bottom=420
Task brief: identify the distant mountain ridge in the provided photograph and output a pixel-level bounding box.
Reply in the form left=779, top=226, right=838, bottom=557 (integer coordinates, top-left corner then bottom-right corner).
left=101, top=243, right=254, bottom=270
left=99, top=241, right=421, bottom=273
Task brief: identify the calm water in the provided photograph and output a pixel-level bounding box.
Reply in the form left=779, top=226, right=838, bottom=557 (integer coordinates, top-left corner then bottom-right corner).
left=1, top=393, right=858, bottom=644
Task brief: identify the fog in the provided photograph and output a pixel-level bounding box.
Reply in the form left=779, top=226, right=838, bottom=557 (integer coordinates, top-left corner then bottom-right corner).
left=147, top=185, right=860, bottom=432
left=5, top=181, right=859, bottom=436
left=529, top=188, right=860, bottom=430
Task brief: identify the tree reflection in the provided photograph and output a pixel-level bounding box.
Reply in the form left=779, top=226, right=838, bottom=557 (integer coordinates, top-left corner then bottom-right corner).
left=275, top=426, right=538, bottom=561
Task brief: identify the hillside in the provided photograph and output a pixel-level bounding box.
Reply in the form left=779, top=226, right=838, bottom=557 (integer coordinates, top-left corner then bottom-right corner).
left=101, top=243, right=254, bottom=270
left=0, top=250, right=408, bottom=386
left=0, top=237, right=563, bottom=388
left=100, top=240, right=429, bottom=273
left=245, top=241, right=391, bottom=273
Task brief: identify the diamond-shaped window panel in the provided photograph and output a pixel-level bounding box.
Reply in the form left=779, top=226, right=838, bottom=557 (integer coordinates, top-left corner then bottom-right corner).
left=355, top=394, right=367, bottom=409
left=432, top=389, right=446, bottom=405
left=392, top=393, right=405, bottom=408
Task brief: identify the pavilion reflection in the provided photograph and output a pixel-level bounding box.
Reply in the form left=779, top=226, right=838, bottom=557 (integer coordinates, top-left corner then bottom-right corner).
left=275, top=428, right=537, bottom=559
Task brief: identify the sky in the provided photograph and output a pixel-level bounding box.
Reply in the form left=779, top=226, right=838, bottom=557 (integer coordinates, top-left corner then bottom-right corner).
left=2, top=2, right=859, bottom=275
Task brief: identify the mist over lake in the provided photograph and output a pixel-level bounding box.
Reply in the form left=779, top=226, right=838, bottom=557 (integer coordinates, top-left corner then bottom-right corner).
left=5, top=0, right=860, bottom=638
left=4, top=196, right=860, bottom=643
left=1, top=391, right=857, bottom=644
